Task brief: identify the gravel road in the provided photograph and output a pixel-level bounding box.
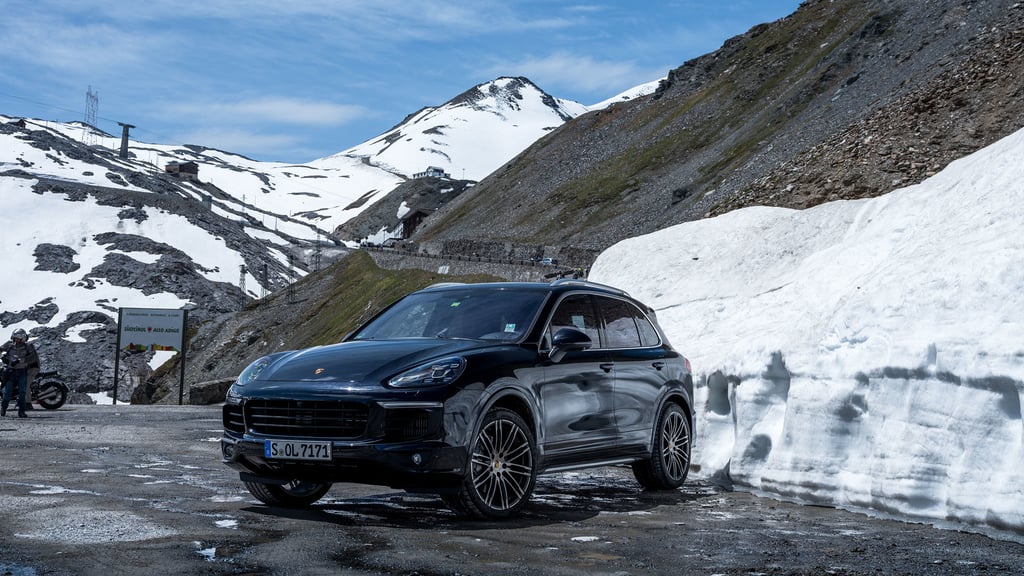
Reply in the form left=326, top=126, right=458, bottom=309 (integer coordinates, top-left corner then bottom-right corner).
left=1, top=404, right=1022, bottom=575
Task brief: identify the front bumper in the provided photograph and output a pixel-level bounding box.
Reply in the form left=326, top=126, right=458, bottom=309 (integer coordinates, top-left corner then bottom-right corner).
left=221, top=435, right=468, bottom=490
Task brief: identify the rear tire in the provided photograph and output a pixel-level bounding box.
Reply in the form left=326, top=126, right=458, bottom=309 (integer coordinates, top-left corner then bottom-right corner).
left=244, top=479, right=331, bottom=507
left=36, top=382, right=68, bottom=410
left=446, top=408, right=537, bottom=519
left=632, top=403, right=691, bottom=490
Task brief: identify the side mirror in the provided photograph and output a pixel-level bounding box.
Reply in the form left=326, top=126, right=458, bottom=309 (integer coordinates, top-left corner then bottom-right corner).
left=549, top=327, right=592, bottom=363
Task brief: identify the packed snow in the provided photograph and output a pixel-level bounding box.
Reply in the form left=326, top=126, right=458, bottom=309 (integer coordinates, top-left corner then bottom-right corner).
left=590, top=126, right=1024, bottom=543
left=1, top=177, right=211, bottom=323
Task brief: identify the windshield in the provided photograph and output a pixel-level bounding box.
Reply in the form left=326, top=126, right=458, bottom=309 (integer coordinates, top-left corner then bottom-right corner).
left=352, top=287, right=547, bottom=341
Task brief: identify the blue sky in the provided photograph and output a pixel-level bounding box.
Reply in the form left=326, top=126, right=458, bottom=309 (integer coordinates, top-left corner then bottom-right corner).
left=1, top=1, right=801, bottom=164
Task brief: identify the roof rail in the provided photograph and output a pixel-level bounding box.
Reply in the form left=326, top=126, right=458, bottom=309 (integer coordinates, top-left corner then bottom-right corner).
left=424, top=282, right=465, bottom=289
left=550, top=278, right=630, bottom=297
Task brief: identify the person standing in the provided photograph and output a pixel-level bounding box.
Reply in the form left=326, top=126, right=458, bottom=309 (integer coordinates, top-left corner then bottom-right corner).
left=1, top=328, right=39, bottom=418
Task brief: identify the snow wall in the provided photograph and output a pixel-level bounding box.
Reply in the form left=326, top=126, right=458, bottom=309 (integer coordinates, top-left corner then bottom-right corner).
left=590, top=127, right=1024, bottom=542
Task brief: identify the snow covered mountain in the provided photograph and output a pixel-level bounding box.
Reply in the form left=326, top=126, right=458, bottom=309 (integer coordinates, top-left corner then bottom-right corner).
left=314, top=77, right=595, bottom=181
left=1, top=115, right=340, bottom=393
left=0, top=76, right=646, bottom=394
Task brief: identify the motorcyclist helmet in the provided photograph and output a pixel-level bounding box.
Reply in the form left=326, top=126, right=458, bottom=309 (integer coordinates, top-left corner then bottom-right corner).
left=11, top=328, right=27, bottom=342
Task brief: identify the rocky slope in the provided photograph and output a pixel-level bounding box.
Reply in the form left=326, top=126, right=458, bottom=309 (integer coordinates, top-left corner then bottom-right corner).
left=717, top=2, right=1024, bottom=213
left=409, top=0, right=1023, bottom=262
left=333, top=176, right=476, bottom=245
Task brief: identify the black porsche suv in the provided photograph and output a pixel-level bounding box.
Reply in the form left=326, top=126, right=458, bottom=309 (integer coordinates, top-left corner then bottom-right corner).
left=222, top=279, right=694, bottom=518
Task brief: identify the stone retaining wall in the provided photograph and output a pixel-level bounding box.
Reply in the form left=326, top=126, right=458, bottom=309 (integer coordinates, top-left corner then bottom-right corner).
left=365, top=248, right=584, bottom=282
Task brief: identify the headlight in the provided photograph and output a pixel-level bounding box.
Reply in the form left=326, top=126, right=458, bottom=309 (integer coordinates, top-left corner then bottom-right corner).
left=224, top=384, right=242, bottom=403
left=389, top=356, right=466, bottom=388
left=236, top=356, right=272, bottom=386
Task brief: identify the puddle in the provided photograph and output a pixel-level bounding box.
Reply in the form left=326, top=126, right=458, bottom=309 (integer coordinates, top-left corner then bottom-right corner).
left=0, top=562, right=38, bottom=576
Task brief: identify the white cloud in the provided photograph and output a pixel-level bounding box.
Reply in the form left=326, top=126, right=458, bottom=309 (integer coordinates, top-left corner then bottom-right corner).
left=488, top=51, right=666, bottom=97
left=0, top=11, right=172, bottom=82
left=165, top=98, right=367, bottom=127
left=174, top=127, right=307, bottom=159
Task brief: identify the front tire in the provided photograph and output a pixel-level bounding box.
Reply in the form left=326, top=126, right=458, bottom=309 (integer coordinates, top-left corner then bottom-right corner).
left=244, top=479, right=331, bottom=507
left=632, top=403, right=691, bottom=490
left=447, top=408, right=537, bottom=519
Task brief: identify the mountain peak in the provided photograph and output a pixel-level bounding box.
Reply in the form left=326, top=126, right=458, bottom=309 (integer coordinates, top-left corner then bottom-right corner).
left=450, top=76, right=539, bottom=106
left=449, top=76, right=580, bottom=123
left=317, top=76, right=588, bottom=181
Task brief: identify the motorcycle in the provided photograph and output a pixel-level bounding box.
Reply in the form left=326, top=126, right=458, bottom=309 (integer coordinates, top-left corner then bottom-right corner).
left=29, top=370, right=70, bottom=410
left=0, top=366, right=69, bottom=411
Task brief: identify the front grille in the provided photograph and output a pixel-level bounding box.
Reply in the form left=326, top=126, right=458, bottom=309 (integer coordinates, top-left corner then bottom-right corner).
left=223, top=404, right=245, bottom=434
left=244, top=399, right=368, bottom=438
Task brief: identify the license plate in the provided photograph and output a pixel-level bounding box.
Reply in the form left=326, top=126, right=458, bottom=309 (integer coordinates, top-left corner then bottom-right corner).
left=264, top=439, right=332, bottom=461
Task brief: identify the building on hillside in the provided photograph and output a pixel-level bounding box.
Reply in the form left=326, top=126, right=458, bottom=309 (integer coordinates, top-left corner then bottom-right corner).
left=165, top=161, right=199, bottom=181
left=413, top=166, right=450, bottom=179
left=400, top=208, right=435, bottom=239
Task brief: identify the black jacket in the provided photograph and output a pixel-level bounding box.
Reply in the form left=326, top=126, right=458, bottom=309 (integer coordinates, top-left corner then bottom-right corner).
left=1, top=340, right=39, bottom=370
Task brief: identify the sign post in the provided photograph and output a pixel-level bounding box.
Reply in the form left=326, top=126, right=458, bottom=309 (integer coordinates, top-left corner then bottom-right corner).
left=113, top=307, right=188, bottom=405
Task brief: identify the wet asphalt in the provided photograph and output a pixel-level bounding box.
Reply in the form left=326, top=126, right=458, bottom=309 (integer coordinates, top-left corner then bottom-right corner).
left=1, top=404, right=1022, bottom=576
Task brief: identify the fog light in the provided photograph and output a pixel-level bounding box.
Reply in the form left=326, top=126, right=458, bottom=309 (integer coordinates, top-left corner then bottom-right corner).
left=222, top=442, right=235, bottom=459
left=411, top=453, right=423, bottom=466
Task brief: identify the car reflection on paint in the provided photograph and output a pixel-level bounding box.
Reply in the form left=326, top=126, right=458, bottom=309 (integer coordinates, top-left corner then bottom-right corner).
left=221, top=279, right=693, bottom=519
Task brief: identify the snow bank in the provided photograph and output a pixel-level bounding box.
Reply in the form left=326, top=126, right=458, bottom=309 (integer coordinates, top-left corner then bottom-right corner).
left=591, top=127, right=1024, bottom=542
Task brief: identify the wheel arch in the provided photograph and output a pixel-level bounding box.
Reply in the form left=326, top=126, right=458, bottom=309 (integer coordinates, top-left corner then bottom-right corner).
left=656, top=390, right=695, bottom=448
left=482, top=385, right=537, bottom=440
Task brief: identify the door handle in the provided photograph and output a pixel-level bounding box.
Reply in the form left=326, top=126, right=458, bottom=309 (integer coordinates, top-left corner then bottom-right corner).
left=652, top=361, right=665, bottom=371
left=599, top=363, right=614, bottom=373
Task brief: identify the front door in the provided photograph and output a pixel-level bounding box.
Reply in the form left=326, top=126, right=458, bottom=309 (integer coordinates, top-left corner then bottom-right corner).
left=534, top=294, right=617, bottom=466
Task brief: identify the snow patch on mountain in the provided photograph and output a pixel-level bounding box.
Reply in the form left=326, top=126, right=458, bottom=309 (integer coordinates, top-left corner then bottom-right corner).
left=313, top=77, right=591, bottom=181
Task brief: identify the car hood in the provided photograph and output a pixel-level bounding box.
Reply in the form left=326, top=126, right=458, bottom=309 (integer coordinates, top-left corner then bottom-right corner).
left=255, top=338, right=482, bottom=386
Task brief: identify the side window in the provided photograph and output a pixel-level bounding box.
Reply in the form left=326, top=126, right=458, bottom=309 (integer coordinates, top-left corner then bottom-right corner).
left=599, top=297, right=642, bottom=349
left=634, top=308, right=662, bottom=347
left=548, top=294, right=600, bottom=345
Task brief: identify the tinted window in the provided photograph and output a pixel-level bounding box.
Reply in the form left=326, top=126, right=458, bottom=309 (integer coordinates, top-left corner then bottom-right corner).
left=548, top=294, right=600, bottom=345
left=635, top=308, right=661, bottom=347
left=353, top=288, right=547, bottom=340
left=600, top=297, right=642, bottom=349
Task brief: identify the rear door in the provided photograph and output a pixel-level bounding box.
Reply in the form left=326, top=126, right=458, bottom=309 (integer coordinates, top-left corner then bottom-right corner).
left=596, top=296, right=675, bottom=452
